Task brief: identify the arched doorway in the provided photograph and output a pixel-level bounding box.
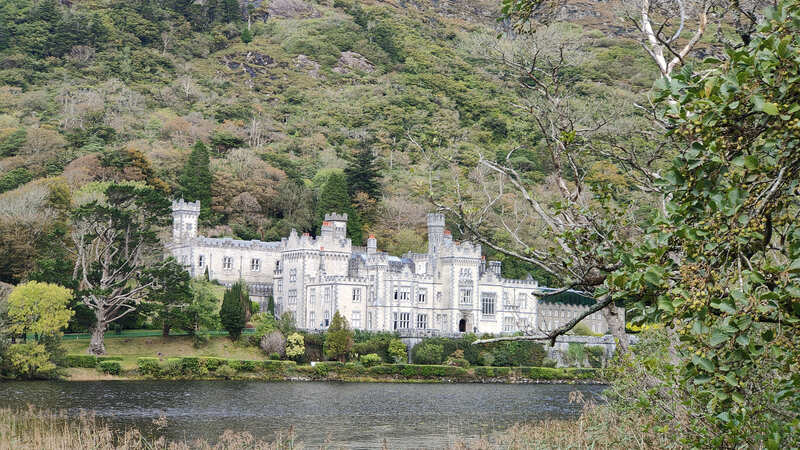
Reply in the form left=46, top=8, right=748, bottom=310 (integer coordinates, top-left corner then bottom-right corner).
left=458, top=319, right=466, bottom=332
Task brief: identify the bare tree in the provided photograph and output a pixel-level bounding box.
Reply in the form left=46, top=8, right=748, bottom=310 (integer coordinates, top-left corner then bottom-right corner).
left=70, top=185, right=171, bottom=355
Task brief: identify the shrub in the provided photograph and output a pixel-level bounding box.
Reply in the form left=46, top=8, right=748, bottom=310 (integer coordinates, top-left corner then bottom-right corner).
left=541, top=357, right=557, bottom=368
left=586, top=346, right=604, bottom=368
left=527, top=367, right=564, bottom=380
left=137, top=357, right=160, bottom=376
left=193, top=331, right=210, bottom=348
left=313, top=364, right=329, bottom=378
left=163, top=358, right=183, bottom=377
left=323, top=311, right=353, bottom=362
left=259, top=360, right=295, bottom=373
left=411, top=341, right=443, bottom=365
left=360, top=353, right=382, bottom=367
left=65, top=354, right=97, bottom=368
left=268, top=352, right=281, bottom=360
left=570, top=323, right=596, bottom=336
left=565, top=343, right=586, bottom=367
left=199, top=357, right=226, bottom=371
left=180, top=357, right=206, bottom=376
left=445, top=349, right=470, bottom=368
left=228, top=359, right=258, bottom=372
left=260, top=330, right=285, bottom=357
left=216, top=365, right=237, bottom=379
left=387, top=339, right=407, bottom=363
left=285, top=333, right=305, bottom=361
left=5, top=343, right=56, bottom=379
left=96, top=356, right=123, bottom=362
left=479, top=351, right=495, bottom=366
left=474, top=366, right=495, bottom=377
left=97, top=360, right=121, bottom=375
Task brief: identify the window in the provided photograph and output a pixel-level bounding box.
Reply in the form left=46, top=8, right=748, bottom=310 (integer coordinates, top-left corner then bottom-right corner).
left=417, top=289, right=427, bottom=303
left=399, top=312, right=411, bottom=329
left=416, top=313, right=428, bottom=329
left=351, top=311, right=361, bottom=329
left=309, top=288, right=316, bottom=305
left=459, top=268, right=472, bottom=278
left=367, top=312, right=373, bottom=329
left=181, top=255, right=187, bottom=265
left=251, top=258, right=260, bottom=272
left=518, top=293, right=527, bottom=309
left=289, top=268, right=297, bottom=282
left=393, top=312, right=398, bottom=330
left=368, top=287, right=376, bottom=304
left=393, top=287, right=410, bottom=301
left=277, top=280, right=283, bottom=292
left=352, top=288, right=361, bottom=303
left=503, top=316, right=515, bottom=332
left=223, top=257, right=233, bottom=270
left=481, top=293, right=496, bottom=316
left=198, top=255, right=205, bottom=267
left=324, top=311, right=330, bottom=327
left=324, top=287, right=331, bottom=303
left=460, top=288, right=472, bottom=305
left=288, top=289, right=297, bottom=304
left=309, top=311, right=315, bottom=327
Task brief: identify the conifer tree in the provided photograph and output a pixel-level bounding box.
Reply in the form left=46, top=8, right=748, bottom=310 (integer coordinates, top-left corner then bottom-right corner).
left=221, top=0, right=241, bottom=23
left=323, top=311, right=352, bottom=362
left=344, top=146, right=382, bottom=199
left=315, top=172, right=363, bottom=243
left=220, top=281, right=247, bottom=340
left=179, top=142, right=213, bottom=222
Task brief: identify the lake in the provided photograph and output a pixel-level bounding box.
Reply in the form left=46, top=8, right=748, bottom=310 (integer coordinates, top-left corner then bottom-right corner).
left=0, top=380, right=605, bottom=448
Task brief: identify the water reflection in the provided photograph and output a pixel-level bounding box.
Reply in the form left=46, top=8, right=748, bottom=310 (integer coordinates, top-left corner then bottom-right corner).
left=0, top=381, right=605, bottom=448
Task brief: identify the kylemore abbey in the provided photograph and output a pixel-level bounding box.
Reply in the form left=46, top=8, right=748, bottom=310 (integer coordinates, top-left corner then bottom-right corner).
left=169, top=199, right=615, bottom=335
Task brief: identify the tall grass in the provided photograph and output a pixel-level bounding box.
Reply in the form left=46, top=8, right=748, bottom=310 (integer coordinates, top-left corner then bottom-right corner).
left=0, top=406, right=301, bottom=450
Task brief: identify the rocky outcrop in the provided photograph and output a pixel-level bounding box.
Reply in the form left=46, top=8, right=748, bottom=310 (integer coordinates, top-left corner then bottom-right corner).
left=332, top=51, right=375, bottom=75
left=293, top=54, right=321, bottom=79
left=268, top=0, right=321, bottom=19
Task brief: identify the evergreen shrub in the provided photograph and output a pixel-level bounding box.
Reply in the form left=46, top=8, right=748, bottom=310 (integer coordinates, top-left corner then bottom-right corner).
left=228, top=359, right=258, bottom=372
left=65, top=354, right=97, bottom=368
left=136, top=357, right=160, bottom=376
left=97, top=360, right=121, bottom=375
left=360, top=353, right=382, bottom=367
left=199, top=357, right=226, bottom=371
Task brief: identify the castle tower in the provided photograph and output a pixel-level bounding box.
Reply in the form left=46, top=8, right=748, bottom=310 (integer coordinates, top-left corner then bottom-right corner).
left=427, top=213, right=445, bottom=254
left=172, top=199, right=200, bottom=242
left=324, top=213, right=348, bottom=240
left=367, top=234, right=377, bottom=254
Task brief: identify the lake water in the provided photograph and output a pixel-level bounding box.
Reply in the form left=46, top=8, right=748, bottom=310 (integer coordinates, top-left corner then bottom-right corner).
left=0, top=381, right=605, bottom=448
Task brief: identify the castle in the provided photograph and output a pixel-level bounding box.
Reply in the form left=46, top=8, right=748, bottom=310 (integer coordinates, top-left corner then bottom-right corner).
left=168, top=199, right=612, bottom=335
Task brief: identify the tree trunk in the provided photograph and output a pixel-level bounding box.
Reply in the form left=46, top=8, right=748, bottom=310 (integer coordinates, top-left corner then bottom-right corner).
left=162, top=322, right=171, bottom=337
left=89, top=322, right=107, bottom=355
left=602, top=305, right=629, bottom=354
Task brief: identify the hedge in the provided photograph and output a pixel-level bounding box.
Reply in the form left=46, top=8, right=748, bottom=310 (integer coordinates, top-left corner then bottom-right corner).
left=97, top=360, right=121, bottom=375
left=368, top=364, right=468, bottom=378
left=65, top=354, right=97, bottom=368
left=137, top=357, right=160, bottom=376
left=228, top=359, right=258, bottom=372
left=198, top=357, right=227, bottom=370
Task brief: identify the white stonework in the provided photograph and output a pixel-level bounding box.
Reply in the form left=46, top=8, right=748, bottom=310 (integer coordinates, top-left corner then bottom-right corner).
left=168, top=201, right=615, bottom=335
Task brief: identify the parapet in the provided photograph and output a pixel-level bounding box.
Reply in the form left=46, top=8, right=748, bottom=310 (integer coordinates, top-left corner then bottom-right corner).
left=324, top=212, right=348, bottom=222
left=172, top=199, right=201, bottom=213
left=427, top=213, right=445, bottom=227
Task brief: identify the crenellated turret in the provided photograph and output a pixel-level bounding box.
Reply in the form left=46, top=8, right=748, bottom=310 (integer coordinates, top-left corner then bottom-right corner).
left=171, top=199, right=200, bottom=241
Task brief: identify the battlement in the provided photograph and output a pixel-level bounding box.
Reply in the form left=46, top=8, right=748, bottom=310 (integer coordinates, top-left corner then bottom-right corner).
left=172, top=199, right=201, bottom=213
left=427, top=213, right=445, bottom=227
left=324, top=212, right=348, bottom=222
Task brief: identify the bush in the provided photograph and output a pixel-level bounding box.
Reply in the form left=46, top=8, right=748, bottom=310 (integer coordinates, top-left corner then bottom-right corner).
left=65, top=354, right=97, bottom=368
left=216, top=365, right=237, bottom=379
left=565, top=343, right=586, bottom=367
left=228, top=359, right=258, bottom=372
left=388, top=339, right=407, bottom=363
left=445, top=349, right=470, bottom=368
left=137, top=357, right=160, bottom=376
left=313, top=363, right=329, bottom=378
left=180, top=357, right=206, bottom=376
left=97, top=360, right=121, bottom=375
left=586, top=346, right=605, bottom=368
left=260, top=330, right=285, bottom=356
left=193, top=331, right=211, bottom=348
left=268, top=352, right=281, bottom=360
left=285, top=333, right=305, bottom=361
left=199, top=357, right=226, bottom=371
left=5, top=343, right=56, bottom=379
left=541, top=357, right=557, bottom=368
left=411, top=341, right=443, bottom=365
left=360, top=353, right=382, bottom=367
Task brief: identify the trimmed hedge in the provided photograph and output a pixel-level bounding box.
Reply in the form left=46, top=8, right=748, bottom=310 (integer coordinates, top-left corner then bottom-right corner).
left=368, top=364, right=468, bottom=378
left=137, top=357, right=160, bottom=376
left=65, top=354, right=97, bottom=368
left=97, top=360, right=121, bottom=375
left=228, top=359, right=258, bottom=372
left=199, top=357, right=227, bottom=370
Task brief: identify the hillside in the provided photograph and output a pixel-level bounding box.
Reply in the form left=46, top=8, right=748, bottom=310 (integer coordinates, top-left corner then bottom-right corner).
left=0, top=0, right=658, bottom=285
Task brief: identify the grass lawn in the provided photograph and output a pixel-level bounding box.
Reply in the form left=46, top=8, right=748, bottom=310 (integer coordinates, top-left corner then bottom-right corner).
left=63, top=335, right=267, bottom=370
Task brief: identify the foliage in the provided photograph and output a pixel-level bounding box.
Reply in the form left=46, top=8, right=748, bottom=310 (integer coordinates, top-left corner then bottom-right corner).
left=315, top=172, right=361, bottom=243
left=585, top=346, right=604, bottom=368
left=570, top=323, right=596, bottom=336
left=148, top=258, right=192, bottom=336
left=178, top=142, right=213, bottom=222
left=65, top=354, right=97, bottom=368
left=344, top=144, right=382, bottom=199
left=186, top=280, right=220, bottom=333
left=411, top=341, right=443, bottom=365
left=259, top=330, right=285, bottom=356
left=6, top=281, right=73, bottom=336
left=252, top=311, right=277, bottom=339
left=445, top=349, right=470, bottom=368
left=96, top=360, right=121, bottom=375
left=285, top=332, right=305, bottom=360
left=219, top=281, right=247, bottom=340
left=3, top=343, right=56, bottom=379
left=602, top=4, right=800, bottom=446
left=359, top=353, right=382, bottom=367
left=565, top=343, right=586, bottom=367
left=0, top=168, right=33, bottom=194
left=323, top=311, right=352, bottom=362
left=276, top=311, right=296, bottom=335
left=387, top=338, right=406, bottom=363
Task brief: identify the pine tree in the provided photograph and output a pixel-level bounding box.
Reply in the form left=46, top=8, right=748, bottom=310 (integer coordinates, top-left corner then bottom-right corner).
left=267, top=296, right=275, bottom=316
left=344, top=146, right=382, bottom=199
left=241, top=27, right=252, bottom=44
left=221, top=0, right=241, bottom=23
left=323, top=311, right=353, bottom=362
left=315, top=172, right=363, bottom=243
left=179, top=142, right=213, bottom=222
left=220, top=281, right=246, bottom=340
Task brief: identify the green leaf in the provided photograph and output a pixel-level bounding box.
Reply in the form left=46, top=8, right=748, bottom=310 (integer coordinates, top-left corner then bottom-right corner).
left=693, top=355, right=715, bottom=372
left=735, top=335, right=750, bottom=346
left=709, top=331, right=729, bottom=347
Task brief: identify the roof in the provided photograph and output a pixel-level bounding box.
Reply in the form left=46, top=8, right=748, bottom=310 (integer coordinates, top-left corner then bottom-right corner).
left=536, top=288, right=597, bottom=307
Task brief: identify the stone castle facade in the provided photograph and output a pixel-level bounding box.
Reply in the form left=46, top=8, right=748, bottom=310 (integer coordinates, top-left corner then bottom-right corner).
left=168, top=199, right=612, bottom=335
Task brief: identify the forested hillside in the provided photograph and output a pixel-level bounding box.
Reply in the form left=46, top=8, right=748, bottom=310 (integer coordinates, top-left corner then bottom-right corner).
left=0, top=0, right=658, bottom=286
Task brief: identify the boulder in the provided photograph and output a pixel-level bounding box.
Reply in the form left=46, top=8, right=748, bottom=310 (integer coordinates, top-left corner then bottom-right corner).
left=332, top=51, right=375, bottom=74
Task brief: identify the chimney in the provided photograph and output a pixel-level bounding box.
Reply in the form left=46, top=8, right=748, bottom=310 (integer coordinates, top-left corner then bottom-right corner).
left=367, top=234, right=377, bottom=254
